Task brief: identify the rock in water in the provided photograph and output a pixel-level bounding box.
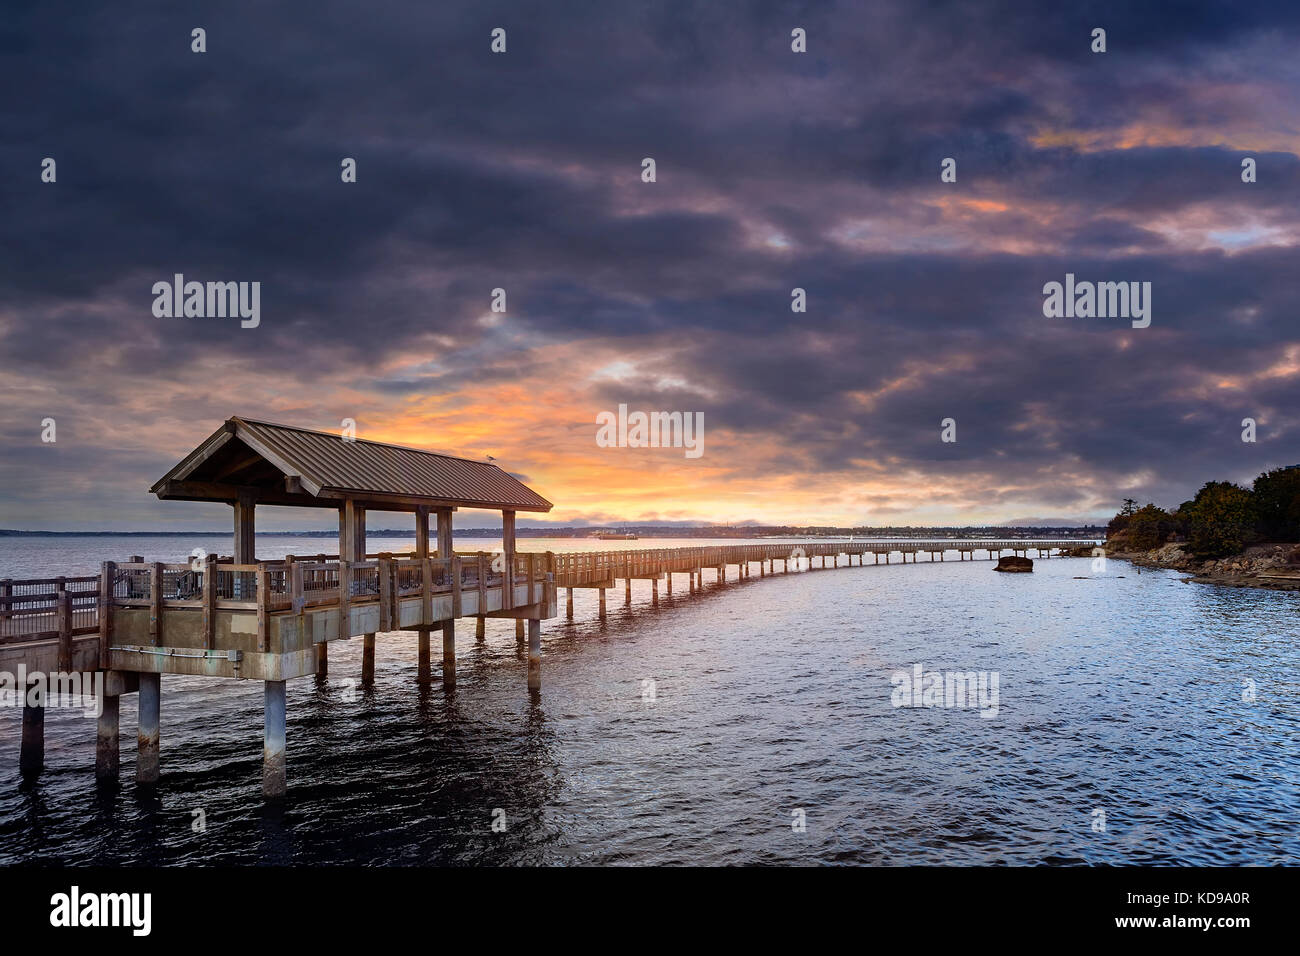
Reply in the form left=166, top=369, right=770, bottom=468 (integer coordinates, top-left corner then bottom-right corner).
left=994, top=556, right=1033, bottom=573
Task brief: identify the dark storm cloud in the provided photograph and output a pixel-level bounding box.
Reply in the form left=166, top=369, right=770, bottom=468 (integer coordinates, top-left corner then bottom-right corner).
left=1, top=0, right=1298, bottom=526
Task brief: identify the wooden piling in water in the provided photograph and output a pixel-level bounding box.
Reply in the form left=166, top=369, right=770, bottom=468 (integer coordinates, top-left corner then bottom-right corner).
left=442, top=623, right=456, bottom=686
left=137, top=672, right=160, bottom=785
left=417, top=629, right=431, bottom=682
left=96, top=688, right=120, bottom=781
left=363, top=632, right=376, bottom=684
left=263, top=680, right=287, bottom=799
left=527, top=619, right=541, bottom=690
left=19, top=681, right=44, bottom=776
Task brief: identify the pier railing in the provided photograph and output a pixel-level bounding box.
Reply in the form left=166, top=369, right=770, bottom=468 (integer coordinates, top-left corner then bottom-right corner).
left=549, top=540, right=1088, bottom=586
left=0, top=575, right=102, bottom=671
left=0, top=575, right=101, bottom=642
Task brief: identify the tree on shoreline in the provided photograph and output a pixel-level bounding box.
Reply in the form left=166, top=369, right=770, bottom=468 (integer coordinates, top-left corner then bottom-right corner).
left=1183, top=482, right=1257, bottom=557
left=1252, top=467, right=1300, bottom=542
left=1126, top=503, right=1175, bottom=551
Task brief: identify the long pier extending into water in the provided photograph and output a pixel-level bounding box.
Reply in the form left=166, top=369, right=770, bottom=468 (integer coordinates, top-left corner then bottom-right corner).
left=1, top=538, right=1086, bottom=795
left=1, top=416, right=1093, bottom=797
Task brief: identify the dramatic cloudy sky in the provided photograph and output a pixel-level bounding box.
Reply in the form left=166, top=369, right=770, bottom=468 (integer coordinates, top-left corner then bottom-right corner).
left=2, top=1, right=1298, bottom=530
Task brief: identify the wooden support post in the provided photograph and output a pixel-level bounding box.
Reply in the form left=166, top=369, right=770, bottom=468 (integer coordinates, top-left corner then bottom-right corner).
left=442, top=622, right=455, bottom=687
left=666, top=573, right=673, bottom=595
left=378, top=554, right=393, bottom=632
left=137, top=672, right=160, bottom=785
left=421, top=558, right=433, bottom=627
left=527, top=618, right=541, bottom=691
left=415, top=505, right=431, bottom=559
left=231, top=490, right=257, bottom=603
left=256, top=565, right=270, bottom=653
left=96, top=687, right=120, bottom=781
left=263, top=680, right=287, bottom=799
left=515, top=619, right=525, bottom=643
left=56, top=583, right=72, bottom=673
left=651, top=578, right=659, bottom=606
left=149, top=562, right=162, bottom=646
left=352, top=504, right=367, bottom=562
left=625, top=576, right=631, bottom=606
left=566, top=587, right=574, bottom=619
left=447, top=553, right=461, bottom=614
left=417, top=630, right=430, bottom=683
left=435, top=507, right=454, bottom=560
left=501, top=510, right=515, bottom=610
left=599, top=588, right=607, bottom=620
left=202, top=553, right=217, bottom=648
left=415, top=507, right=433, bottom=635
left=20, top=680, right=44, bottom=776
left=99, top=561, right=115, bottom=666
left=476, top=616, right=486, bottom=640
left=363, top=633, right=376, bottom=684
left=234, top=491, right=256, bottom=561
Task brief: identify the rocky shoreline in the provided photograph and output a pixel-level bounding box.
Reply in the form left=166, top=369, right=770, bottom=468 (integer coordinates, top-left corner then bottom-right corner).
left=1102, top=541, right=1300, bottom=591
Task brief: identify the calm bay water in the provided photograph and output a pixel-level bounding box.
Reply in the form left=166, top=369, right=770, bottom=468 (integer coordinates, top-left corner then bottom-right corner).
left=1, top=535, right=1297, bottom=865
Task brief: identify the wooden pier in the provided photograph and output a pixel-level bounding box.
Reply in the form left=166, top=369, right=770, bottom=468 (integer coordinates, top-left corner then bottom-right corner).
left=0, top=415, right=1088, bottom=796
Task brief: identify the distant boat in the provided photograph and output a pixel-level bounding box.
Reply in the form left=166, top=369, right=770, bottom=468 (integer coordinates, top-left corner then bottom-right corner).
left=595, top=532, right=638, bottom=540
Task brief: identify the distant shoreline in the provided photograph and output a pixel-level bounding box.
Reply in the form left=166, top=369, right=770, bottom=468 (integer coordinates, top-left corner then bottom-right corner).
left=0, top=526, right=1106, bottom=539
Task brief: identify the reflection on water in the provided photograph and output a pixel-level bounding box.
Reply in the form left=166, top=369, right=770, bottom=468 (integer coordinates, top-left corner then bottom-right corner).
left=1, top=538, right=1297, bottom=865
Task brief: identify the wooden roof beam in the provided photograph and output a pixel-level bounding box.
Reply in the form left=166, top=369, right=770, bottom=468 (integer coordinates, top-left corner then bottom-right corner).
left=155, top=479, right=466, bottom=513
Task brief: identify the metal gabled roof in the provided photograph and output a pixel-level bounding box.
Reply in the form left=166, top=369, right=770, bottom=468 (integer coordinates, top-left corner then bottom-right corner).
left=153, top=417, right=553, bottom=512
